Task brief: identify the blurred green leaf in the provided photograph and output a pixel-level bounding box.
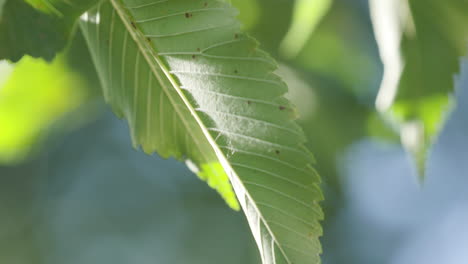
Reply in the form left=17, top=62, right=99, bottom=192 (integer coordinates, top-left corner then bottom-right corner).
left=230, top=0, right=261, bottom=30
left=0, top=27, right=99, bottom=165
left=290, top=72, right=369, bottom=191
left=276, top=1, right=387, bottom=199
left=0, top=0, right=68, bottom=61
left=247, top=0, right=295, bottom=55
left=279, top=0, right=332, bottom=59
left=370, top=0, right=468, bottom=178
left=295, top=1, right=380, bottom=100
left=0, top=0, right=96, bottom=62
left=0, top=55, right=88, bottom=164
left=24, top=0, right=97, bottom=17
left=0, top=0, right=5, bottom=16
left=80, top=0, right=323, bottom=262
left=367, top=112, right=400, bottom=142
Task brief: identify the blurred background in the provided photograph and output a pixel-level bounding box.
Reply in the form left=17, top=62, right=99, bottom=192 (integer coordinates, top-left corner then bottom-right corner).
left=1, top=0, right=468, bottom=263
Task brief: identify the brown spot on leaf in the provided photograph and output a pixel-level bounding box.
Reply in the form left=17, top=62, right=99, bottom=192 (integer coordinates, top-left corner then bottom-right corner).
left=234, top=33, right=239, bottom=39
left=279, top=106, right=286, bottom=110
left=247, top=100, right=252, bottom=105
left=192, top=55, right=196, bottom=59
left=131, top=22, right=136, bottom=29
left=185, top=12, right=192, bottom=18
left=275, top=150, right=280, bottom=155
left=196, top=48, right=201, bottom=52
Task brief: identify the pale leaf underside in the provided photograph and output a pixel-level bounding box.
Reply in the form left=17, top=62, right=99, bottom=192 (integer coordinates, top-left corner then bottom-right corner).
left=80, top=0, right=323, bottom=263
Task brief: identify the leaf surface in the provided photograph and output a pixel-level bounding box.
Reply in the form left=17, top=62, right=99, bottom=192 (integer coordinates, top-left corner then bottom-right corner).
left=80, top=0, right=323, bottom=263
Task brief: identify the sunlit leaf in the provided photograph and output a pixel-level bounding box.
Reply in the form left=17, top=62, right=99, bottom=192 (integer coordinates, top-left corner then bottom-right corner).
left=80, top=0, right=323, bottom=262
left=193, top=161, right=240, bottom=210
left=370, top=0, right=468, bottom=179
left=0, top=55, right=87, bottom=164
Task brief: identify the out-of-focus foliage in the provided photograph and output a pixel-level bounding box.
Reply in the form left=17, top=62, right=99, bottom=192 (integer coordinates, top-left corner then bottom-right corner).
left=244, top=0, right=294, bottom=54
left=279, top=0, right=332, bottom=59
left=0, top=55, right=86, bottom=164
left=323, top=64, right=468, bottom=264
left=285, top=1, right=388, bottom=196
left=370, top=0, right=468, bottom=178
left=295, top=1, right=380, bottom=100
left=230, top=0, right=260, bottom=30
left=0, top=0, right=5, bottom=15
left=0, top=0, right=96, bottom=62
left=0, top=30, right=101, bottom=164
left=0, top=0, right=68, bottom=61
left=25, top=0, right=97, bottom=17
left=0, top=113, right=260, bottom=264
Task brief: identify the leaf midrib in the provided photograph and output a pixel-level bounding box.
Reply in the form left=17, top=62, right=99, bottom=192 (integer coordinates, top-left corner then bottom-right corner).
left=109, top=0, right=293, bottom=262
left=109, top=0, right=210, bottom=161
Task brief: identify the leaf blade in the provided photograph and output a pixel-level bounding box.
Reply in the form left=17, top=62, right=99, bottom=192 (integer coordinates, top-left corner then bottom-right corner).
left=80, top=0, right=323, bottom=263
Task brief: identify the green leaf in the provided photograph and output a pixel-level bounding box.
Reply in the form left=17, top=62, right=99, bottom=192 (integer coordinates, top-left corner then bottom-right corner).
left=230, top=0, right=261, bottom=30
left=80, top=0, right=323, bottom=263
left=194, top=161, right=239, bottom=210
left=0, top=55, right=88, bottom=164
left=0, top=0, right=96, bottom=62
left=24, top=0, right=97, bottom=17
left=0, top=0, right=5, bottom=16
left=279, top=0, right=332, bottom=59
left=0, top=0, right=66, bottom=61
left=370, top=0, right=468, bottom=178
